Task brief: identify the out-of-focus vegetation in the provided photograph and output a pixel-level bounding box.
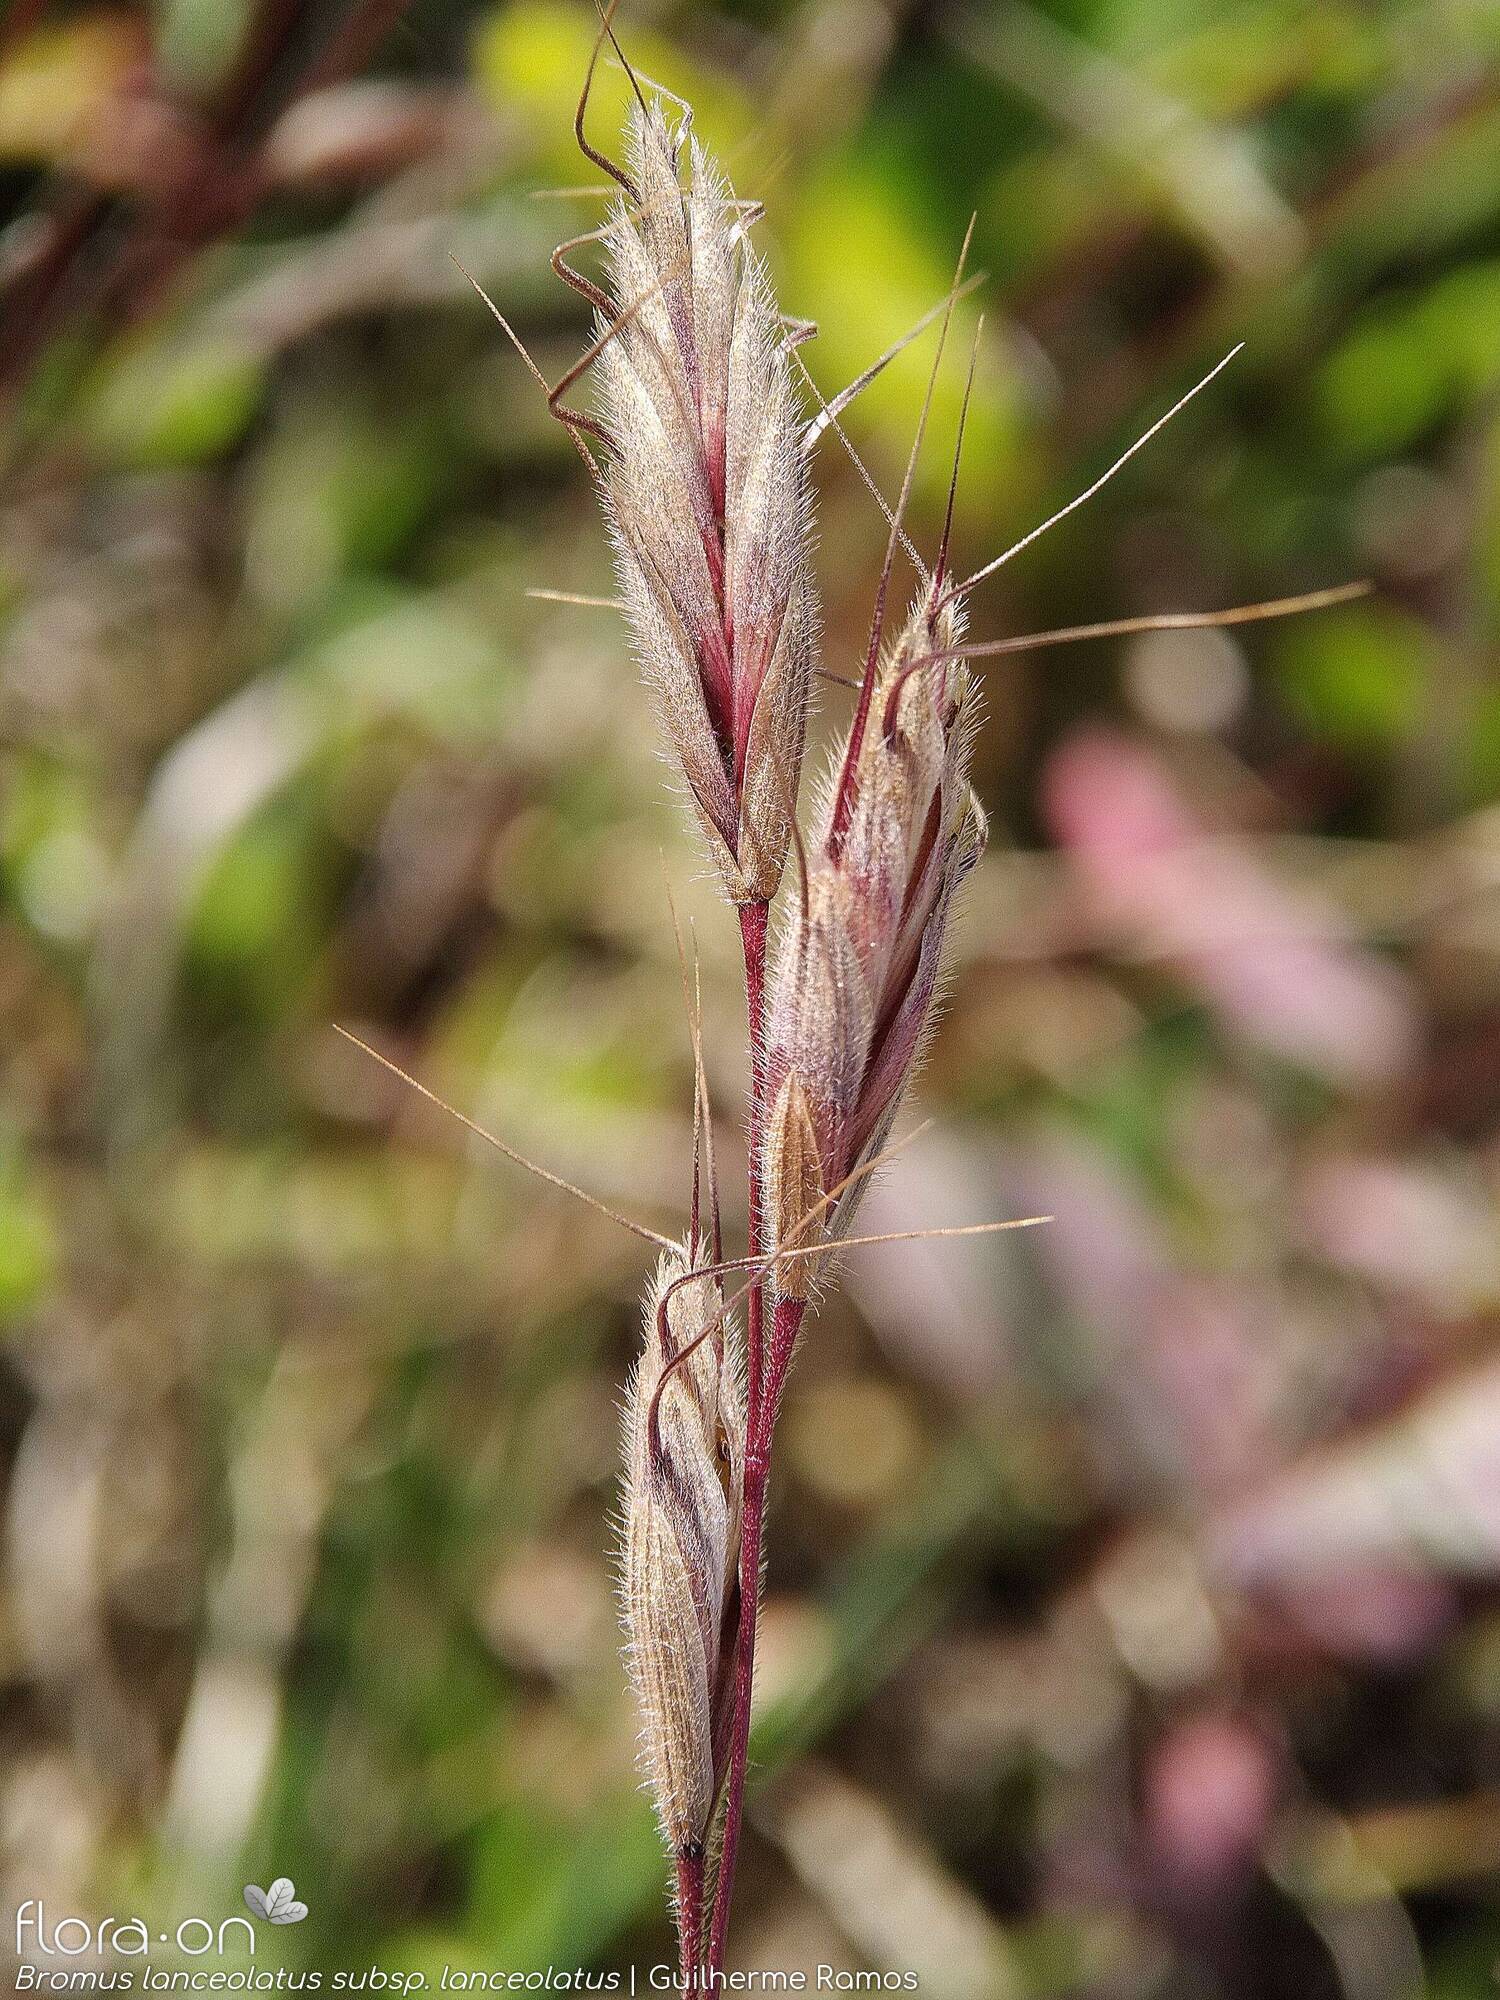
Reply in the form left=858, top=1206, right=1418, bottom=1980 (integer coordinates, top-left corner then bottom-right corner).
left=3, top=0, right=1500, bottom=1992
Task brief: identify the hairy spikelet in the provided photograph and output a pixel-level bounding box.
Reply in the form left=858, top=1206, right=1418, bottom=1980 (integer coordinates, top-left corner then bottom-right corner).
left=620, top=1241, right=746, bottom=1859
left=761, top=583, right=986, bottom=1291
left=595, top=102, right=817, bottom=904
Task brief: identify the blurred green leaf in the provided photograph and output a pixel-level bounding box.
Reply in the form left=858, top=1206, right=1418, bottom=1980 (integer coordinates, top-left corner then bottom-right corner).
left=1275, top=603, right=1431, bottom=752
left=0, top=1144, right=59, bottom=1322
left=153, top=0, right=253, bottom=95
left=469, top=1793, right=662, bottom=1970
left=474, top=0, right=749, bottom=176
left=87, top=336, right=266, bottom=468
left=788, top=153, right=1022, bottom=522
left=1316, top=263, right=1500, bottom=459
left=184, top=795, right=328, bottom=1013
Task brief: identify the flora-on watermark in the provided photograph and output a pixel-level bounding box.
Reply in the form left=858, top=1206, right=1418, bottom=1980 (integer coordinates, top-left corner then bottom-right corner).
left=244, top=1881, right=309, bottom=1926
left=13, top=1877, right=309, bottom=1971
left=16, top=1897, right=258, bottom=1961
left=17, top=1896, right=258, bottom=1960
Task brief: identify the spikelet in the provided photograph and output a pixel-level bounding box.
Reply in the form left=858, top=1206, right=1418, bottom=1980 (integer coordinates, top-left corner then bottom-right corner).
left=594, top=101, right=817, bottom=905
left=760, top=582, right=986, bottom=1295
left=620, top=1240, right=746, bottom=1860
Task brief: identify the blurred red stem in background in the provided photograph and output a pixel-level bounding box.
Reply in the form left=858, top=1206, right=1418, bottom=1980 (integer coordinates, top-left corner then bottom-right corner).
left=298, top=0, right=415, bottom=100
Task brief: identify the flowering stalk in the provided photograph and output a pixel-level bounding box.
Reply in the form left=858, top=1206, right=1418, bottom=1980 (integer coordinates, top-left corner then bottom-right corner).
left=566, top=61, right=990, bottom=1971
left=566, top=80, right=820, bottom=1979
left=512, top=35, right=1366, bottom=1985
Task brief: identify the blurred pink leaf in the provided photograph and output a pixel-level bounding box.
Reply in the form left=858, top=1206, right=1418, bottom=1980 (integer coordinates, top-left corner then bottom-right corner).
left=849, top=1132, right=1019, bottom=1399
left=1298, top=1153, right=1500, bottom=1315
left=1214, top=1356, right=1500, bottom=1592
left=1143, top=1712, right=1279, bottom=1897
left=1043, top=732, right=1415, bottom=1086
left=1249, top=1568, right=1453, bottom=1663
left=1020, top=1133, right=1283, bottom=1501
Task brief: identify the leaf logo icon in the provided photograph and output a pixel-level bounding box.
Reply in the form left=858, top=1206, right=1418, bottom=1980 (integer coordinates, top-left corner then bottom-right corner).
left=243, top=1879, right=309, bottom=1924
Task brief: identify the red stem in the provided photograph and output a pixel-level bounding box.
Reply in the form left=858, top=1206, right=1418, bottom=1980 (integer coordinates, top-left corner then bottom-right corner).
left=706, top=1294, right=804, bottom=1977
left=706, top=1420, right=768, bottom=1978
left=675, top=1847, right=705, bottom=1992
left=738, top=898, right=769, bottom=1419
left=702, top=898, right=771, bottom=1981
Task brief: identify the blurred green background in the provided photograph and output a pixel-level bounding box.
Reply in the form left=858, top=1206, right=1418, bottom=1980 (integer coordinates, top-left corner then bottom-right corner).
left=3, top=0, right=1500, bottom=1993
